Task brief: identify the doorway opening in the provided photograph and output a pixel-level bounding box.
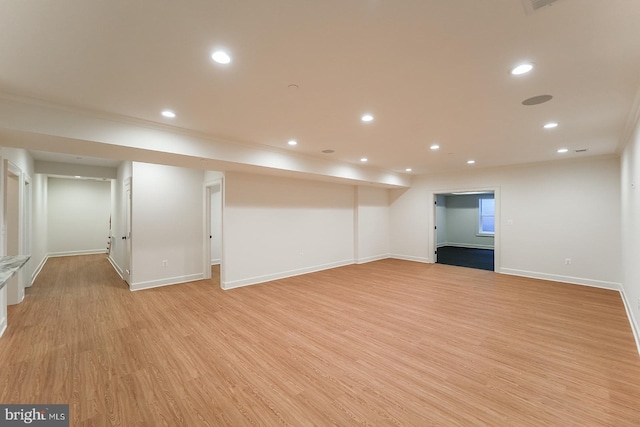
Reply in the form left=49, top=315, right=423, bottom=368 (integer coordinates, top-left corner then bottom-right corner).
left=434, top=190, right=498, bottom=272
left=123, top=177, right=132, bottom=286
left=204, top=178, right=223, bottom=287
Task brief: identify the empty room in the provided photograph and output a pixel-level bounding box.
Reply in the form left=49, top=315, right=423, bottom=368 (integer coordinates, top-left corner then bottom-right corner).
left=1, top=0, right=640, bottom=425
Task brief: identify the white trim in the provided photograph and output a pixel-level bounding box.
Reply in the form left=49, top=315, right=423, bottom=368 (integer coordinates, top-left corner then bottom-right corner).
left=223, top=259, right=354, bottom=290
left=130, top=273, right=204, bottom=291
left=619, top=287, right=640, bottom=357
left=30, top=255, right=48, bottom=285
left=499, top=268, right=621, bottom=291
left=0, top=316, right=6, bottom=338
left=210, top=258, right=221, bottom=266
left=107, top=255, right=124, bottom=279
left=356, top=254, right=390, bottom=264
left=390, top=254, right=431, bottom=264
left=48, top=249, right=107, bottom=258
left=438, top=242, right=495, bottom=250
left=14, top=292, right=24, bottom=305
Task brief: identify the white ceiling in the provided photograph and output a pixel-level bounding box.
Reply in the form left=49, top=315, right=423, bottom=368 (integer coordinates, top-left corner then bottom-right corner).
left=1, top=0, right=639, bottom=175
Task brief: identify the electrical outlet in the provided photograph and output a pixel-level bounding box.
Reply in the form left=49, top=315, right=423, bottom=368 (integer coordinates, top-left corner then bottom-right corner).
left=162, top=260, right=168, bottom=267
left=564, top=258, right=571, bottom=265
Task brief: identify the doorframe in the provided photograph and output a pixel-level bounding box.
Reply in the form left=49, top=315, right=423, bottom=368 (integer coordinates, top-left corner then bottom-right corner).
left=4, top=160, right=26, bottom=304
left=22, top=173, right=32, bottom=287
left=203, top=177, right=224, bottom=285
left=431, top=186, right=500, bottom=272
left=123, top=177, right=132, bottom=286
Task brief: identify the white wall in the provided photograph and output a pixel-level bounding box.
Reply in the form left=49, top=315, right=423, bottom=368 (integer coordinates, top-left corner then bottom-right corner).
left=390, top=156, right=621, bottom=288
left=0, top=147, right=35, bottom=334
left=0, top=149, right=36, bottom=271
left=130, top=162, right=204, bottom=290
left=442, top=194, right=495, bottom=249
left=621, top=111, right=640, bottom=353
left=356, top=186, right=390, bottom=263
left=47, top=177, right=111, bottom=256
left=2, top=149, right=35, bottom=267
left=224, top=172, right=355, bottom=288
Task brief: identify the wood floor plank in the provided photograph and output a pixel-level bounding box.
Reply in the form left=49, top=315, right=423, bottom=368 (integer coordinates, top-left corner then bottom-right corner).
left=1, top=255, right=640, bottom=426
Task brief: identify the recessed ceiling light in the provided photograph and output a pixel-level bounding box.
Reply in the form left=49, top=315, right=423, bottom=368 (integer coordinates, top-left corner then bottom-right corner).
left=557, top=148, right=569, bottom=153
left=544, top=122, right=558, bottom=129
left=430, top=144, right=440, bottom=150
left=361, top=114, right=374, bottom=122
left=75, top=176, right=81, bottom=178
left=287, top=140, right=297, bottom=146
left=405, top=168, right=412, bottom=172
left=511, top=63, right=533, bottom=75
left=212, top=50, right=231, bottom=64
left=467, top=160, right=476, bottom=165
left=161, top=110, right=176, bottom=118
left=360, top=157, right=368, bottom=162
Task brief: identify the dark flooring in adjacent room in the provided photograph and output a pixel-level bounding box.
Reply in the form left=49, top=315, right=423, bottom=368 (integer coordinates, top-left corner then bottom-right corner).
left=436, top=245, right=495, bottom=271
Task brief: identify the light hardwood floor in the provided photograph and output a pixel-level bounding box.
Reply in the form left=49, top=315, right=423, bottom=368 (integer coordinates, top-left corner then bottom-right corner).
left=1, top=255, right=640, bottom=426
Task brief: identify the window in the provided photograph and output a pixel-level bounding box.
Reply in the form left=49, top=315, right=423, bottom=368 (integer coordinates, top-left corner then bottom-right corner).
left=479, top=197, right=495, bottom=235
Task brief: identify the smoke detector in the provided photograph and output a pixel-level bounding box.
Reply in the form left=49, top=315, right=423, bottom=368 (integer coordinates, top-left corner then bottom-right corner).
left=522, top=0, right=563, bottom=15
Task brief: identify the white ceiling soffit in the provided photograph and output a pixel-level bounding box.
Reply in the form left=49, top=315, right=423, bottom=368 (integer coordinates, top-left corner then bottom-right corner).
left=522, top=0, right=563, bottom=15
left=30, top=149, right=121, bottom=168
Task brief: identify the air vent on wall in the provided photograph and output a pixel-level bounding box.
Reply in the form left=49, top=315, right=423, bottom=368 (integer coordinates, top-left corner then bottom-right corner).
left=575, top=148, right=588, bottom=153
left=522, top=0, right=563, bottom=15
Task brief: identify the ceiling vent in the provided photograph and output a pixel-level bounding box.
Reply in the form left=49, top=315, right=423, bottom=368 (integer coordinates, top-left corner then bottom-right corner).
left=522, top=0, right=563, bottom=15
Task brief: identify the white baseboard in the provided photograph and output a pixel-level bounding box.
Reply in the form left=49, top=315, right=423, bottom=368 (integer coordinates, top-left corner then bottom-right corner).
left=499, top=268, right=621, bottom=291
left=438, top=242, right=495, bottom=250
left=210, top=258, right=221, bottom=266
left=130, top=273, right=204, bottom=291
left=48, top=249, right=107, bottom=258
left=107, top=256, right=124, bottom=279
left=223, top=259, right=354, bottom=290
left=30, top=255, right=49, bottom=286
left=356, top=254, right=390, bottom=264
left=389, top=254, right=431, bottom=264
left=0, top=316, right=6, bottom=338
left=619, top=287, right=640, bottom=357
